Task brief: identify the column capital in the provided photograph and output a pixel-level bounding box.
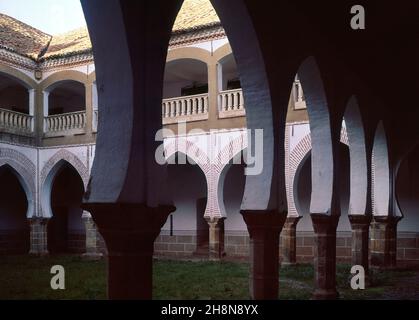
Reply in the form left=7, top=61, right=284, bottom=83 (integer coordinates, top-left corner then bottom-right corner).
left=349, top=214, right=372, bottom=230
left=284, top=216, right=302, bottom=228
left=310, top=214, right=339, bottom=234
left=241, top=210, right=287, bottom=235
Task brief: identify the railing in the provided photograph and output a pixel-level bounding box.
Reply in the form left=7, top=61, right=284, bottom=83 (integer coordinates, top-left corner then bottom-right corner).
left=293, top=80, right=306, bottom=110
left=44, top=111, right=86, bottom=136
left=162, top=93, right=209, bottom=124
left=218, top=88, right=245, bottom=118
left=0, top=108, right=34, bottom=135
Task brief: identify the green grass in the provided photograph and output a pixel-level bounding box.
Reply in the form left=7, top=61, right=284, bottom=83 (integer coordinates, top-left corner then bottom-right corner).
left=0, top=255, right=415, bottom=300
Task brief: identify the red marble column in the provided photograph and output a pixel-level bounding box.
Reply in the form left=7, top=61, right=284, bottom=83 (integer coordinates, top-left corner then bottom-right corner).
left=349, top=214, right=371, bottom=280
left=83, top=203, right=174, bottom=300
left=370, top=215, right=401, bottom=269
left=281, top=216, right=301, bottom=265
left=311, top=214, right=339, bottom=300
left=241, top=210, right=286, bottom=300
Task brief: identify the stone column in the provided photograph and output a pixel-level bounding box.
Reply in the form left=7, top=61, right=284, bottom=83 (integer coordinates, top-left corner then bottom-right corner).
left=205, top=216, right=225, bottom=260
left=241, top=210, right=286, bottom=300
left=82, top=203, right=174, bottom=300
left=311, top=214, right=339, bottom=300
left=371, top=215, right=401, bottom=269
left=207, top=62, right=219, bottom=122
left=349, top=214, right=371, bottom=280
left=85, top=82, right=93, bottom=134
left=29, top=217, right=49, bottom=255
left=281, top=216, right=301, bottom=266
left=82, top=211, right=103, bottom=259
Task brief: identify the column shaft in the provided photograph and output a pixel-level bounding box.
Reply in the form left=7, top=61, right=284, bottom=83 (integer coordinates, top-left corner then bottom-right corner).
left=281, top=216, right=301, bottom=265
left=29, top=217, right=49, bottom=255
left=83, top=203, right=174, bottom=299
left=349, top=215, right=371, bottom=275
left=370, top=216, right=400, bottom=269
left=206, top=217, right=225, bottom=260
left=241, top=210, right=286, bottom=300
left=311, top=214, right=339, bottom=300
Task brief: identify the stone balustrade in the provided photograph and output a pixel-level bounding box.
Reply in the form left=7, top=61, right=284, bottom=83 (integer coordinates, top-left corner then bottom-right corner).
left=162, top=93, right=209, bottom=124
left=293, top=79, right=307, bottom=110
left=218, top=88, right=246, bottom=118
left=0, top=108, right=34, bottom=135
left=44, top=111, right=86, bottom=136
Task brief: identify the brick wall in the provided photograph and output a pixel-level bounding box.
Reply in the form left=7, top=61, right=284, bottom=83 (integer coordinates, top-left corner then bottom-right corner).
left=67, top=230, right=86, bottom=254
left=153, top=230, right=419, bottom=263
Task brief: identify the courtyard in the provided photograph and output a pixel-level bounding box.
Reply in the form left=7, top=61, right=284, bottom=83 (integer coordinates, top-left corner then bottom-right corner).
left=0, top=255, right=418, bottom=300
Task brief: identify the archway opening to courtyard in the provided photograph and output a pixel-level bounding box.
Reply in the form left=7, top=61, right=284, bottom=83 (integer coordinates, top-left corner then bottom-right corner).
left=164, top=153, right=208, bottom=256
left=0, top=165, right=29, bottom=255
left=47, top=80, right=85, bottom=116
left=221, top=161, right=247, bottom=257
left=47, top=162, right=85, bottom=254
left=0, top=72, right=31, bottom=115
left=396, top=144, right=419, bottom=232
left=294, top=142, right=351, bottom=232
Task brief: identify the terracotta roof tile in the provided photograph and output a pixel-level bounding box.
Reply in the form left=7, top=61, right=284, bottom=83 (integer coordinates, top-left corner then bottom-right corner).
left=0, top=13, right=51, bottom=60
left=0, top=0, right=222, bottom=63
left=173, top=0, right=220, bottom=32
left=42, top=26, right=91, bottom=60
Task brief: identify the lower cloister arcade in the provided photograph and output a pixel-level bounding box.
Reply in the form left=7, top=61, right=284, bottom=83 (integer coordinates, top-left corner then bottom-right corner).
left=0, top=0, right=418, bottom=302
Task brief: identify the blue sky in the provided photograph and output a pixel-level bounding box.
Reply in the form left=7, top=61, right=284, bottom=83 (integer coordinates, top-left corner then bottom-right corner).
left=0, top=0, right=86, bottom=35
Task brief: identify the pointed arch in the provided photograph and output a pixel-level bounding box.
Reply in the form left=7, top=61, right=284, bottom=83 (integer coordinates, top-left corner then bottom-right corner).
left=40, top=150, right=89, bottom=218
left=372, top=121, right=396, bottom=217
left=344, top=96, right=369, bottom=216
left=297, top=56, right=334, bottom=215
left=0, top=148, right=36, bottom=217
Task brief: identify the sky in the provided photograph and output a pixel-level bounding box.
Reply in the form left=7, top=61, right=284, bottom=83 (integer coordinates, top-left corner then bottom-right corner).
left=0, top=0, right=86, bottom=35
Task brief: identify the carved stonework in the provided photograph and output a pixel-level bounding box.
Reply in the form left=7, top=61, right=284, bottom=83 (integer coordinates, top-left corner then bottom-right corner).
left=40, top=149, right=89, bottom=190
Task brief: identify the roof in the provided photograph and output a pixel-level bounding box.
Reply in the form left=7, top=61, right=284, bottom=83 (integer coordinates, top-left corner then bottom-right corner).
left=42, top=27, right=91, bottom=60
left=0, top=13, right=51, bottom=60
left=172, top=0, right=221, bottom=33
left=0, top=0, right=223, bottom=65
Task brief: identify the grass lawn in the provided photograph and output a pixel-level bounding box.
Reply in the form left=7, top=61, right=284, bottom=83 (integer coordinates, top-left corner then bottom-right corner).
left=0, top=255, right=414, bottom=300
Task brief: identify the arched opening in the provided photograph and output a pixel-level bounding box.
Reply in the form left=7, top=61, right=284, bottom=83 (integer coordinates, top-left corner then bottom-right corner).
left=0, top=165, right=29, bottom=255
left=396, top=145, right=419, bottom=232
left=47, top=80, right=85, bottom=115
left=218, top=53, right=240, bottom=91
left=294, top=144, right=350, bottom=231
left=162, top=58, right=209, bottom=123
left=160, top=152, right=208, bottom=256
left=222, top=161, right=247, bottom=256
left=47, top=162, right=85, bottom=254
left=0, top=72, right=30, bottom=115
left=163, top=59, right=208, bottom=99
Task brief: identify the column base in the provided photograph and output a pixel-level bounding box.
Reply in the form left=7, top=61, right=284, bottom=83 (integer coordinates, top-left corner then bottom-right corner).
left=82, top=202, right=175, bottom=300
left=241, top=210, right=286, bottom=300
left=311, top=214, right=339, bottom=300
